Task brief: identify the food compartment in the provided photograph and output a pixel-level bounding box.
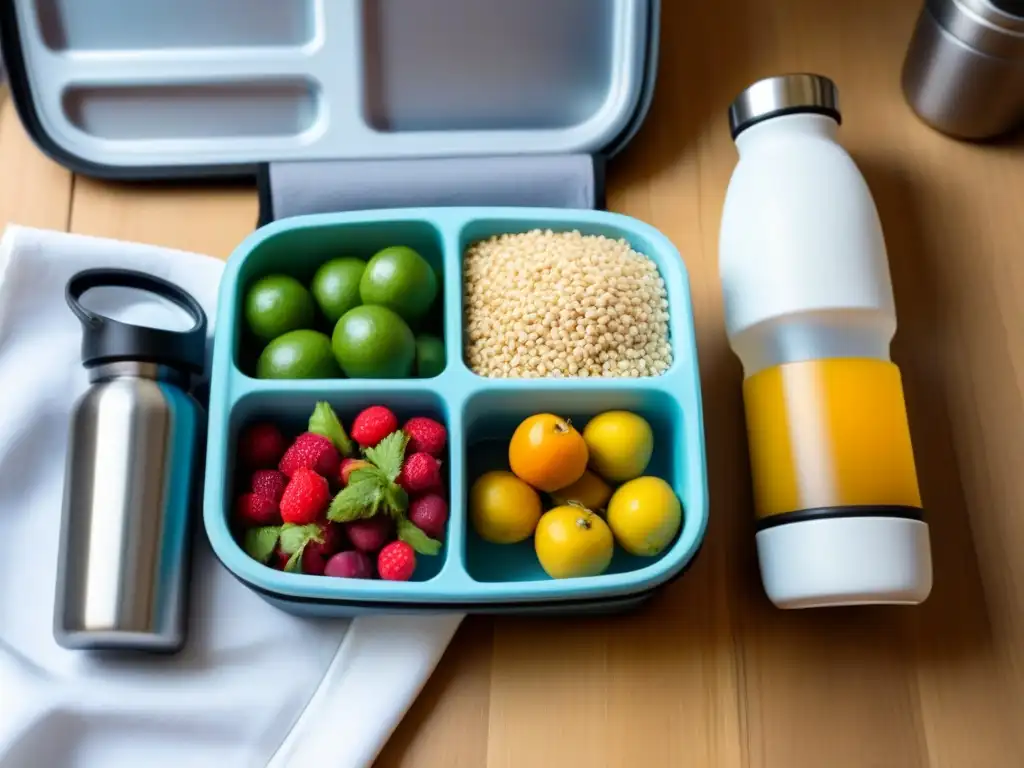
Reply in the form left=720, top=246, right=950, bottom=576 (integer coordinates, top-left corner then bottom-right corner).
left=220, top=388, right=456, bottom=584
left=229, top=217, right=448, bottom=381
left=35, top=0, right=316, bottom=51
left=460, top=215, right=684, bottom=381
left=462, top=385, right=694, bottom=586
left=63, top=80, right=321, bottom=142
left=361, top=0, right=619, bottom=132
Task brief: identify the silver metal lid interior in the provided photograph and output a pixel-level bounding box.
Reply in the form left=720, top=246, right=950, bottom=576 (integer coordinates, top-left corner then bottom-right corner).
left=728, top=74, right=842, bottom=139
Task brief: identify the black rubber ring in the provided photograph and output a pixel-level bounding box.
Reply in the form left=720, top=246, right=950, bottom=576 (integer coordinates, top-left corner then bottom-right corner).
left=755, top=504, right=925, bottom=531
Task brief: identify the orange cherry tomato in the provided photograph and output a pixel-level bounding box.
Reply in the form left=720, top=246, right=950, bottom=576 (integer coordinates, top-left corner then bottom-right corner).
left=508, top=413, right=589, bottom=492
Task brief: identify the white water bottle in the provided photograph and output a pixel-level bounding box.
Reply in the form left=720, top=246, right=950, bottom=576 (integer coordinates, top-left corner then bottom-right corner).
left=719, top=74, right=933, bottom=609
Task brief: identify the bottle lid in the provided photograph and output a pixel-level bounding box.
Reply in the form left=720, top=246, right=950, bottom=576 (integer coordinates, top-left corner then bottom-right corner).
left=66, top=268, right=208, bottom=374
left=728, top=73, right=841, bottom=139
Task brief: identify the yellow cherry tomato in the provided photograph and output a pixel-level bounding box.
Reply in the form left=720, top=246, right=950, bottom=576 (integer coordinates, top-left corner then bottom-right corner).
left=470, top=470, right=543, bottom=544
left=582, top=410, right=654, bottom=484
left=606, top=476, right=682, bottom=556
left=508, top=413, right=588, bottom=492
left=534, top=504, right=614, bottom=579
left=550, top=470, right=613, bottom=512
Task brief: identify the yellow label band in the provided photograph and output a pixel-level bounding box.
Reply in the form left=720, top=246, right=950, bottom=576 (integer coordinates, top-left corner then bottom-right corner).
left=743, top=358, right=922, bottom=520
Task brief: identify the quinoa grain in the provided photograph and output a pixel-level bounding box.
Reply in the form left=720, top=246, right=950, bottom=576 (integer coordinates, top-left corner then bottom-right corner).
left=463, top=230, right=672, bottom=378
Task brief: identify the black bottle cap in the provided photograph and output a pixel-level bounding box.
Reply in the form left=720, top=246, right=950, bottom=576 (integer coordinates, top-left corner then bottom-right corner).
left=66, top=268, right=208, bottom=374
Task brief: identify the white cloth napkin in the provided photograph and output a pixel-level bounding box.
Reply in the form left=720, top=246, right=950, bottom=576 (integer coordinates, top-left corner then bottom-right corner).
left=0, top=225, right=463, bottom=768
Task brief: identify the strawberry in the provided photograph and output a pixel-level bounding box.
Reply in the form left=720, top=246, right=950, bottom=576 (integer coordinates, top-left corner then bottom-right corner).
left=324, top=551, right=373, bottom=579
left=403, top=417, right=447, bottom=457
left=397, top=452, right=442, bottom=494
left=262, top=520, right=342, bottom=574
left=238, top=423, right=287, bottom=468
left=306, top=521, right=345, bottom=559
left=378, top=541, right=416, bottom=581
left=308, top=402, right=357, bottom=457
left=301, top=547, right=329, bottom=576
left=271, top=544, right=329, bottom=575
left=350, top=406, right=398, bottom=448
left=279, top=432, right=341, bottom=479
left=344, top=516, right=393, bottom=553
left=339, top=458, right=372, bottom=487
left=270, top=549, right=290, bottom=570
left=280, top=467, right=331, bottom=524
left=235, top=493, right=281, bottom=527
left=408, top=493, right=448, bottom=539
left=251, top=469, right=287, bottom=503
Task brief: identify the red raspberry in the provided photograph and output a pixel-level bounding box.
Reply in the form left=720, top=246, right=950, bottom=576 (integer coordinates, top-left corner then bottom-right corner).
left=378, top=541, right=416, bottom=581
left=325, top=551, right=373, bottom=579
left=408, top=493, right=448, bottom=539
left=396, top=452, right=442, bottom=494
left=250, top=469, right=287, bottom=503
left=235, top=492, right=281, bottom=527
left=350, top=406, right=399, bottom=448
left=403, top=417, right=447, bottom=457
left=279, top=433, right=340, bottom=479
left=339, top=458, right=372, bottom=487
left=238, top=423, right=287, bottom=468
left=279, top=467, right=331, bottom=524
left=344, top=516, right=393, bottom=553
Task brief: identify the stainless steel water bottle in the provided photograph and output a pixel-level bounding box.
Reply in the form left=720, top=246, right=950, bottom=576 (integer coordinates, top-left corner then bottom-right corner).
left=55, top=268, right=208, bottom=652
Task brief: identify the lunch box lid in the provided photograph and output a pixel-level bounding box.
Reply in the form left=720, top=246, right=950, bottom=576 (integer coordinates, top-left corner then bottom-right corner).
left=0, top=0, right=660, bottom=220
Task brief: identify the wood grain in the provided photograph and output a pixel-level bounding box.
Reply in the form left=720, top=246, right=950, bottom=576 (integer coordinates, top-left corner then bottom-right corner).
left=3, top=0, right=1024, bottom=764
left=0, top=94, right=71, bottom=230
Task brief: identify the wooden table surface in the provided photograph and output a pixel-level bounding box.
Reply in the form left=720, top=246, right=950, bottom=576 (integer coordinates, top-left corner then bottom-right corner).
left=4, top=0, right=1024, bottom=765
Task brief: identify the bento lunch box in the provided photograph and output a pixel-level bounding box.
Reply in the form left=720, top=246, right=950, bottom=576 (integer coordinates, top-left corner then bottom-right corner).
left=203, top=207, right=708, bottom=616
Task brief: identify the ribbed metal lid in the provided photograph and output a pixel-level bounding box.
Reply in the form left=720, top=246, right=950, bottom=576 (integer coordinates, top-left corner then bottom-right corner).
left=728, top=74, right=841, bottom=139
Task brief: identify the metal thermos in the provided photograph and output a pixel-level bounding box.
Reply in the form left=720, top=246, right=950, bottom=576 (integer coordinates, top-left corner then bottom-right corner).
left=902, top=0, right=1024, bottom=139
left=56, top=269, right=207, bottom=652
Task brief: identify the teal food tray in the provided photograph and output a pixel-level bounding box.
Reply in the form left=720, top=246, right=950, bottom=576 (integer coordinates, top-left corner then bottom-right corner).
left=203, top=207, right=707, bottom=616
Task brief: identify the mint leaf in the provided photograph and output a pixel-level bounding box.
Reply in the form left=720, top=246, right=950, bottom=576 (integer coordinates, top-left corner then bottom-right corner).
left=382, top=482, right=409, bottom=518
left=348, top=465, right=388, bottom=485
left=309, top=402, right=356, bottom=457
left=243, top=526, right=281, bottom=564
left=278, top=522, right=323, bottom=555
left=364, top=431, right=408, bottom=482
left=328, top=473, right=386, bottom=522
left=397, top=518, right=442, bottom=556
left=397, top=518, right=442, bottom=555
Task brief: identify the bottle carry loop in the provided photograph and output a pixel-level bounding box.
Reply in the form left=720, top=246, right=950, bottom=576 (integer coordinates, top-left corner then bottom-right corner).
left=66, top=268, right=208, bottom=374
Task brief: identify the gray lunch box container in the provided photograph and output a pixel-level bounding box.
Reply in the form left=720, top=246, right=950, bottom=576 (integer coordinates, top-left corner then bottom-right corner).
left=1, top=0, right=660, bottom=225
